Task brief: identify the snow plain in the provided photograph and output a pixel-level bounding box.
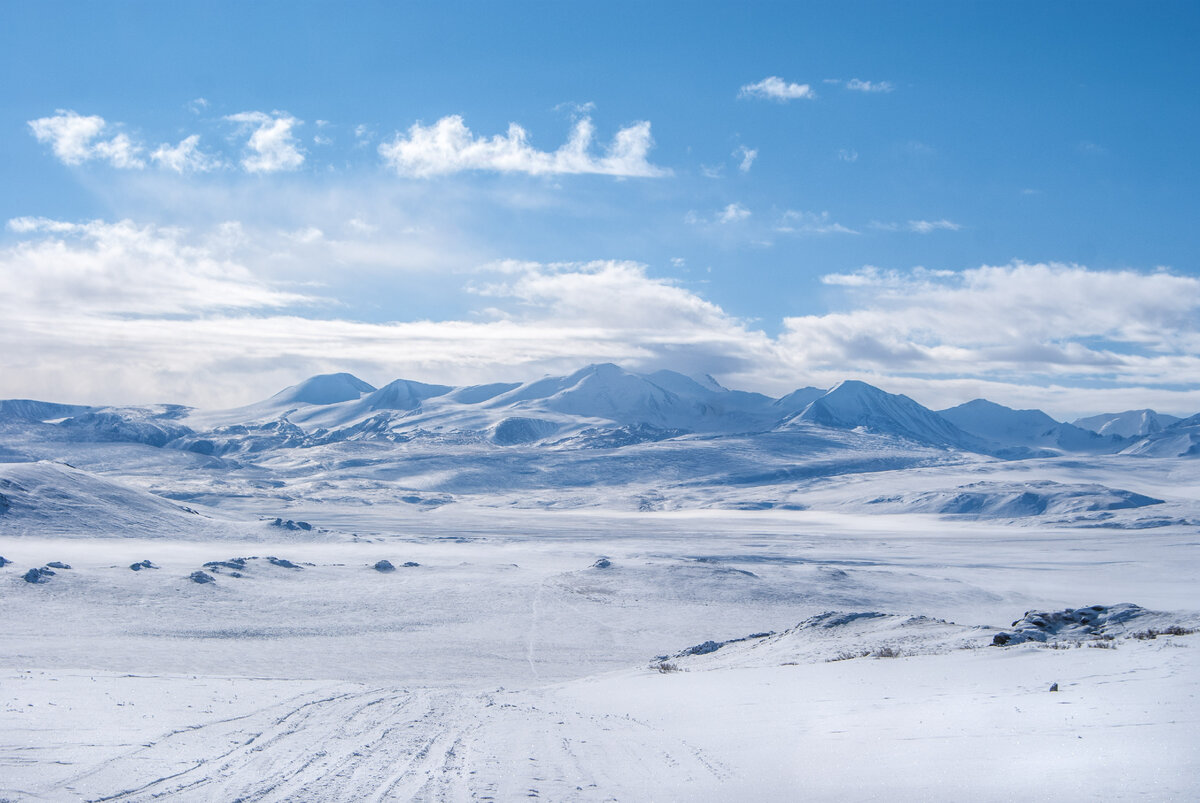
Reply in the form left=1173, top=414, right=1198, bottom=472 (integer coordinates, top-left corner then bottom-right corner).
left=1, top=367, right=1198, bottom=800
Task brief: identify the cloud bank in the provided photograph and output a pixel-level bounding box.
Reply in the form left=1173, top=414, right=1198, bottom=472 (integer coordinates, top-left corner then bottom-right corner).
left=2, top=217, right=1198, bottom=417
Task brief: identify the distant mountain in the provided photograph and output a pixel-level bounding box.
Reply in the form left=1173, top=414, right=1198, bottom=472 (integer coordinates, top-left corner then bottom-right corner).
left=1074, top=409, right=1182, bottom=438
left=772, top=387, right=826, bottom=417
left=1121, top=414, right=1200, bottom=457
left=940, top=399, right=1117, bottom=453
left=360, top=378, right=452, bottom=412
left=2, top=364, right=1192, bottom=461
left=787, top=380, right=982, bottom=450
left=269, top=373, right=377, bottom=406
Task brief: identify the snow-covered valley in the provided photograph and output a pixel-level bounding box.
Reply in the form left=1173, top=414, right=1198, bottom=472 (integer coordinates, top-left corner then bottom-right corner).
left=2, top=365, right=1198, bottom=800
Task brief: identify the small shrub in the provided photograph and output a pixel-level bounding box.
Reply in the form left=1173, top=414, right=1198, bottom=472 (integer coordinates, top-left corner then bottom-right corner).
left=654, top=661, right=680, bottom=673
left=871, top=646, right=902, bottom=659
left=1087, top=640, right=1116, bottom=649
left=827, top=650, right=870, bottom=662
left=1132, top=625, right=1196, bottom=640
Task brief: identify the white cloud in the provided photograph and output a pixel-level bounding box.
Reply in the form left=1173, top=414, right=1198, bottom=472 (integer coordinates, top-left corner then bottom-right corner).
left=776, top=210, right=857, bottom=235
left=2, top=217, right=312, bottom=317
left=151, top=135, right=223, bottom=173
left=739, top=76, right=817, bottom=101
left=28, top=110, right=145, bottom=168
left=836, top=148, right=859, bottom=163
left=718, top=203, right=751, bottom=224
left=378, top=115, right=669, bottom=178
left=3, top=216, right=1198, bottom=416
left=734, top=145, right=758, bottom=173
left=844, top=79, right=894, bottom=93
left=907, top=219, right=962, bottom=234
left=225, top=111, right=306, bottom=173
left=781, top=262, right=1200, bottom=406
left=187, top=98, right=209, bottom=114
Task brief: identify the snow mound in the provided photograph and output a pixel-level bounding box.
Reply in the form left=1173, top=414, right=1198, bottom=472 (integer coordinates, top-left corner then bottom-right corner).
left=0, top=461, right=227, bottom=538
left=491, top=417, right=560, bottom=446
left=268, top=373, right=377, bottom=406
left=990, top=603, right=1193, bottom=645
left=864, top=480, right=1163, bottom=518
left=0, top=399, right=93, bottom=422
left=663, top=611, right=992, bottom=670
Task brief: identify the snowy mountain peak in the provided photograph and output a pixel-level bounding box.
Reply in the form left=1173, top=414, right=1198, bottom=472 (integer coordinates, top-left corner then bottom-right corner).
left=1074, top=409, right=1182, bottom=438
left=270, top=373, right=377, bottom=406
left=792, top=380, right=978, bottom=448
left=363, top=378, right=453, bottom=412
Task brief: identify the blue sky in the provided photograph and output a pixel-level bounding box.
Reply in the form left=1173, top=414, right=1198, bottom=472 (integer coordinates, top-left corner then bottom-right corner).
left=3, top=1, right=1199, bottom=416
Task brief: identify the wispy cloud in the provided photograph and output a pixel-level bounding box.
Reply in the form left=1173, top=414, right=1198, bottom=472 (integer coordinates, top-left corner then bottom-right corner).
left=739, top=76, right=816, bottom=101
left=225, top=111, right=306, bottom=173
left=776, top=210, right=857, bottom=235
left=718, top=203, right=751, bottom=223
left=836, top=148, right=859, bottom=163
left=378, top=115, right=669, bottom=178
left=871, top=219, right=963, bottom=234
left=845, top=78, right=894, bottom=93
left=28, top=110, right=145, bottom=169
left=907, top=219, right=962, bottom=234
left=734, top=145, right=758, bottom=173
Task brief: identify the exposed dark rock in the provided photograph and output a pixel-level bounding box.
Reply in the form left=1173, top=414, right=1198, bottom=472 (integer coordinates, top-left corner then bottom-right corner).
left=685, top=640, right=722, bottom=656
left=267, top=556, right=301, bottom=569
left=271, top=518, right=313, bottom=531
left=204, top=558, right=247, bottom=571
left=45, top=561, right=71, bottom=570
left=991, top=603, right=1151, bottom=646
left=129, top=560, right=158, bottom=571
left=0, top=555, right=11, bottom=567
left=23, top=567, right=53, bottom=583
left=373, top=560, right=396, bottom=572
left=402, top=561, right=420, bottom=567
left=189, top=570, right=216, bottom=584
left=592, top=558, right=613, bottom=569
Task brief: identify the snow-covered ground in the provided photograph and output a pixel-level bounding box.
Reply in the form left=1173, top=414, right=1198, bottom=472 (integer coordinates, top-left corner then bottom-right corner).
left=2, top=507, right=1198, bottom=800
left=1, top=368, right=1198, bottom=799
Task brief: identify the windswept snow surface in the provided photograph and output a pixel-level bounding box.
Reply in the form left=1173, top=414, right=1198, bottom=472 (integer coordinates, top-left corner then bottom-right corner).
left=2, top=366, right=1199, bottom=800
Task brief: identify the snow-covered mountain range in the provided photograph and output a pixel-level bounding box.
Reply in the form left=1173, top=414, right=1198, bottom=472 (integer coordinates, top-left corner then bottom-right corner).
left=3, top=363, right=1194, bottom=459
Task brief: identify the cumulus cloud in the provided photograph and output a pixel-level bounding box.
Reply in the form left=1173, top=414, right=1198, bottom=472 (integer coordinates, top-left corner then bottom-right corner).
left=28, top=110, right=145, bottom=168
left=225, top=111, right=306, bottom=173
left=378, top=115, right=669, bottom=178
left=739, top=76, right=816, bottom=101
left=151, top=135, right=223, bottom=173
left=734, top=145, right=758, bottom=173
